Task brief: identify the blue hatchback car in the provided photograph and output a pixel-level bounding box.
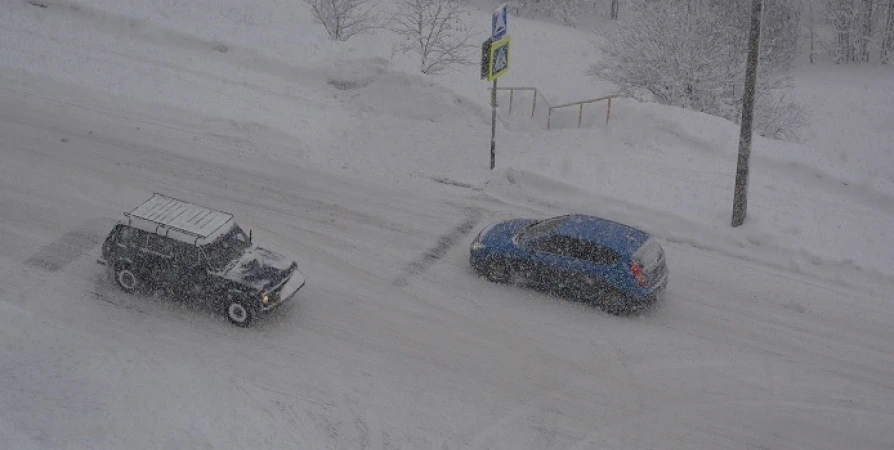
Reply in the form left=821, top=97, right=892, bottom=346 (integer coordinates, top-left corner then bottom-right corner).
left=469, top=214, right=668, bottom=314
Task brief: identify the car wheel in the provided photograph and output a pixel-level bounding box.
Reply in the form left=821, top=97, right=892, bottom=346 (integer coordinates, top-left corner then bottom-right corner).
left=485, top=258, right=512, bottom=284
left=114, top=262, right=139, bottom=294
left=225, top=298, right=254, bottom=327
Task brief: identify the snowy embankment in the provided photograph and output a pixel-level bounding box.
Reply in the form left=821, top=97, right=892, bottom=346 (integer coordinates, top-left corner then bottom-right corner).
left=1, top=0, right=892, bottom=293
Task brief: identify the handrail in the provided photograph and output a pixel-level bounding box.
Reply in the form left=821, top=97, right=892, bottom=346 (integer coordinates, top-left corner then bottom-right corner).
left=547, top=94, right=618, bottom=129
left=487, top=87, right=619, bottom=129
left=550, top=94, right=616, bottom=110
left=487, top=86, right=551, bottom=118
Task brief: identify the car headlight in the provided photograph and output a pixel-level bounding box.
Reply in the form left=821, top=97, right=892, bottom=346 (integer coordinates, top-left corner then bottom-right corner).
left=471, top=241, right=486, bottom=251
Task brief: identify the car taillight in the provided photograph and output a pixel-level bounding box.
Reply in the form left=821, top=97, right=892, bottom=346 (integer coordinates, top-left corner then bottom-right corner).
left=630, top=260, right=649, bottom=287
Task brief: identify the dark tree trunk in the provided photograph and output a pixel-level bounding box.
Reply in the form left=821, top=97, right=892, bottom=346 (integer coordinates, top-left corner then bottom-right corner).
left=882, top=0, right=894, bottom=63
left=861, top=0, right=874, bottom=62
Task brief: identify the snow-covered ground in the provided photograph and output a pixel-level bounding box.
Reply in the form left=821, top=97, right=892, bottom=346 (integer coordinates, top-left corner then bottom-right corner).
left=1, top=0, right=893, bottom=449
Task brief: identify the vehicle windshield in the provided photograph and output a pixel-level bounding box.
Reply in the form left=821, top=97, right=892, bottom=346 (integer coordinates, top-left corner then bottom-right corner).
left=201, top=224, right=251, bottom=271
left=516, top=217, right=566, bottom=247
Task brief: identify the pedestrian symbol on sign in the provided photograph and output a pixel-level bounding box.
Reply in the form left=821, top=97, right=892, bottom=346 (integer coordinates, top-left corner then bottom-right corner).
left=493, top=46, right=508, bottom=73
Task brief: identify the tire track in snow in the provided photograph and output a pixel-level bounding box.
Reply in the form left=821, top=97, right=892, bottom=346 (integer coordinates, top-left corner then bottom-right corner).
left=393, top=211, right=482, bottom=287
left=22, top=218, right=115, bottom=272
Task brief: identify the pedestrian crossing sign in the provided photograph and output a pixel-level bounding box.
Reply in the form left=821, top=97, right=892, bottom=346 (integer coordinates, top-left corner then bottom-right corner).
left=487, top=36, right=510, bottom=81
left=492, top=4, right=508, bottom=40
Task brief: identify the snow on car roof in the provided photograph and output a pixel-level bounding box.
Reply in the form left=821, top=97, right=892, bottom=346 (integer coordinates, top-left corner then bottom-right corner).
left=125, top=193, right=234, bottom=244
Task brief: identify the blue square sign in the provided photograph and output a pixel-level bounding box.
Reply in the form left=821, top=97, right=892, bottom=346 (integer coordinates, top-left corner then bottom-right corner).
left=492, top=4, right=507, bottom=40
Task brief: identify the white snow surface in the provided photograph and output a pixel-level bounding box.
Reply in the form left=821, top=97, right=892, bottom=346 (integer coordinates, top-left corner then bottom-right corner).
left=1, top=1, right=893, bottom=449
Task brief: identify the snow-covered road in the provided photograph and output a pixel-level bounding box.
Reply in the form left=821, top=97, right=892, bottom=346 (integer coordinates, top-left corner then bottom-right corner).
left=1, top=77, right=893, bottom=450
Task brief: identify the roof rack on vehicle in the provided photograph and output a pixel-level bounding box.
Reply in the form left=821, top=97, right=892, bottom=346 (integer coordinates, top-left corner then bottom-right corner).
left=123, top=193, right=235, bottom=246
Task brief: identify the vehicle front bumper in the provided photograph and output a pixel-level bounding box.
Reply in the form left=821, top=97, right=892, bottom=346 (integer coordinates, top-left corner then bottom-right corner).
left=469, top=249, right=489, bottom=273
left=261, top=270, right=306, bottom=312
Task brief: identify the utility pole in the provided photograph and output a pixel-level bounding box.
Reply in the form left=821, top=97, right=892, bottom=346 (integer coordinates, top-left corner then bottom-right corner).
left=732, top=0, right=763, bottom=227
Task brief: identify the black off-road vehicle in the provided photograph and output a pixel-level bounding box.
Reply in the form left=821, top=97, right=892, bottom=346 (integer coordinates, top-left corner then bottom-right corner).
left=98, top=194, right=306, bottom=327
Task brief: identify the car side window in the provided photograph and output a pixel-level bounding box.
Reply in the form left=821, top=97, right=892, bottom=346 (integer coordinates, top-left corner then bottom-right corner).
left=172, top=242, right=200, bottom=266
left=531, top=237, right=555, bottom=254
left=117, top=226, right=134, bottom=246
left=121, top=227, right=150, bottom=249
left=532, top=236, right=575, bottom=258
left=554, top=237, right=590, bottom=261
left=536, top=237, right=620, bottom=266
left=145, top=235, right=173, bottom=256
left=573, top=242, right=620, bottom=266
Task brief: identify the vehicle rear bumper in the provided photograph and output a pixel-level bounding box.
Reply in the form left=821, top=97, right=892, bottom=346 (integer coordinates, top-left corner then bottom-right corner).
left=631, top=281, right=667, bottom=310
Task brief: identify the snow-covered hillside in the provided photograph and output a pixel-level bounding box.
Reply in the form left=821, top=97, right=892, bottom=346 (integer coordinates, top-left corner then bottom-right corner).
left=1, top=0, right=893, bottom=449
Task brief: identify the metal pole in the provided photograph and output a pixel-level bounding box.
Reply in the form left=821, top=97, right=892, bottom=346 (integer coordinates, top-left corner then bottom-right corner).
left=531, top=90, right=537, bottom=118
left=732, top=0, right=763, bottom=227
left=508, top=88, right=514, bottom=115
left=606, top=97, right=612, bottom=125
left=490, top=79, right=497, bottom=170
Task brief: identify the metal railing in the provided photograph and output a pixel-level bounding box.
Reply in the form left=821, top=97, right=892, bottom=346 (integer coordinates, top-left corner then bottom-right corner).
left=487, top=86, right=549, bottom=118
left=547, top=95, right=617, bottom=129
left=488, top=87, right=618, bottom=130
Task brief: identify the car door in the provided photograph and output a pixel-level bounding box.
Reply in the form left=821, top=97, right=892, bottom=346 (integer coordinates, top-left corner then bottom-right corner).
left=564, top=241, right=621, bottom=298
left=140, top=234, right=176, bottom=289
left=548, top=237, right=608, bottom=296
left=169, top=241, right=207, bottom=297
left=524, top=235, right=583, bottom=294
left=109, top=226, right=141, bottom=264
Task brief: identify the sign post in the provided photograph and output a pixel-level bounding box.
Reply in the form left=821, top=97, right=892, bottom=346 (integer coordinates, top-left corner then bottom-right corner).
left=485, top=4, right=509, bottom=170
left=490, top=75, right=498, bottom=170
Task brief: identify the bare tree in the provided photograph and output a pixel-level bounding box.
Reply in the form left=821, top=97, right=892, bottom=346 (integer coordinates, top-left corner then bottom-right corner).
left=591, top=0, right=805, bottom=140
left=827, top=0, right=859, bottom=62
left=806, top=0, right=818, bottom=63
left=883, top=0, right=894, bottom=63
left=388, top=0, right=479, bottom=74
left=860, top=0, right=875, bottom=61
left=511, top=0, right=588, bottom=25
left=304, top=0, right=380, bottom=41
